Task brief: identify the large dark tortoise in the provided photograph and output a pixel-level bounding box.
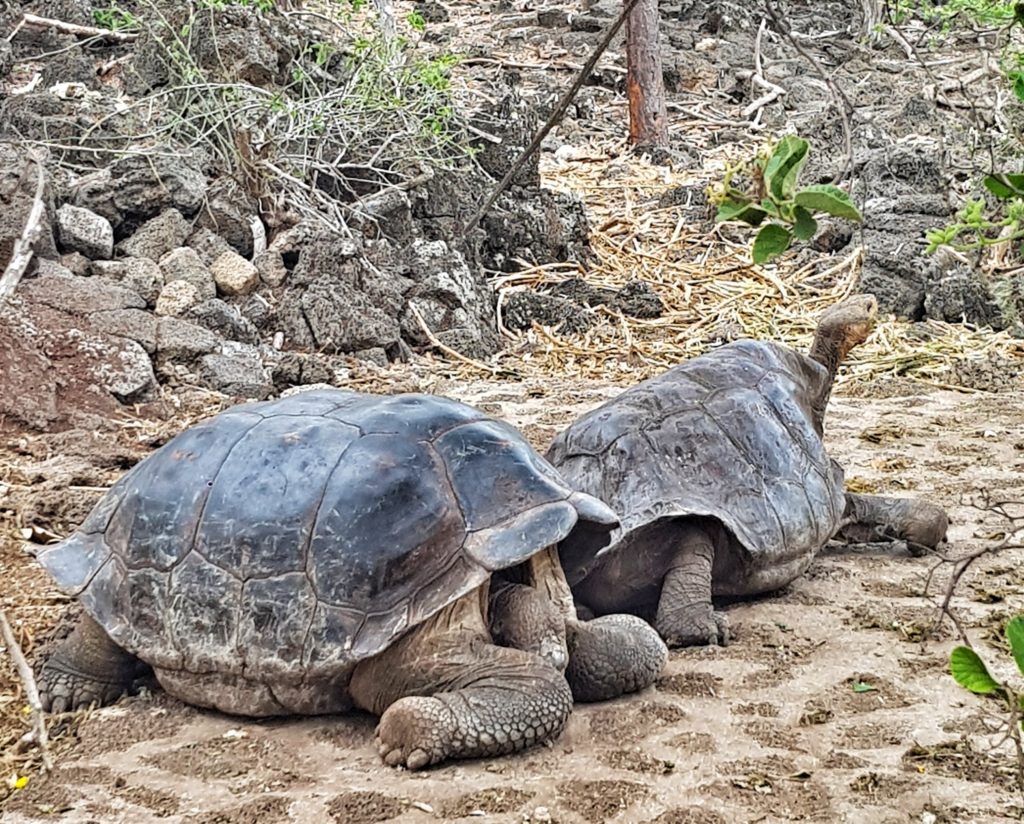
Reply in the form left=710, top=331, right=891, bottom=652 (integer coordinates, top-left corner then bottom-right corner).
left=546, top=295, right=949, bottom=648
left=34, top=389, right=667, bottom=769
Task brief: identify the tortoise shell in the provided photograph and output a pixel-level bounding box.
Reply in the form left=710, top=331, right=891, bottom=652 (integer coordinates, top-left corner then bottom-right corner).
left=38, top=389, right=617, bottom=683
left=546, top=340, right=846, bottom=589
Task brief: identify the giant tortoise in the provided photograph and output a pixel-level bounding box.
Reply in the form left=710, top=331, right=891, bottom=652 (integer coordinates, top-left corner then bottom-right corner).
left=34, top=389, right=667, bottom=769
left=546, top=295, right=949, bottom=648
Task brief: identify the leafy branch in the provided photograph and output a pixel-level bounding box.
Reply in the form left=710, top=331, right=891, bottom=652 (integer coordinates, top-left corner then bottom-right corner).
left=710, top=135, right=862, bottom=265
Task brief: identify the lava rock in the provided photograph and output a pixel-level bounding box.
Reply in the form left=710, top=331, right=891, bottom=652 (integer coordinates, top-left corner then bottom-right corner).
left=198, top=341, right=271, bottom=398
left=502, top=291, right=593, bottom=333
left=156, top=316, right=222, bottom=363
left=55, top=205, right=114, bottom=259
left=297, top=280, right=401, bottom=353
left=96, top=308, right=159, bottom=354
left=117, top=209, right=190, bottom=261
left=185, top=298, right=258, bottom=344
left=160, top=247, right=216, bottom=301
left=155, top=280, right=202, bottom=317
left=210, top=250, right=259, bottom=296
left=195, top=177, right=260, bottom=257
left=91, top=258, right=165, bottom=307
left=19, top=272, right=145, bottom=315
left=187, top=227, right=236, bottom=266
left=72, top=153, right=207, bottom=230
left=270, top=351, right=335, bottom=390
left=255, top=249, right=288, bottom=287
left=93, top=338, right=156, bottom=403
left=0, top=144, right=58, bottom=264
left=59, top=252, right=92, bottom=276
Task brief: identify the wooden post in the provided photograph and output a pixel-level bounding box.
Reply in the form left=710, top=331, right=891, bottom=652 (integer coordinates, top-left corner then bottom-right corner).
left=625, top=0, right=669, bottom=151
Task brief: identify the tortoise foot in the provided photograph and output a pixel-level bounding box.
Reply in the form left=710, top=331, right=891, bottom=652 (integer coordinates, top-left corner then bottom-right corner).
left=658, top=608, right=730, bottom=648
left=39, top=661, right=130, bottom=713
left=375, top=696, right=453, bottom=770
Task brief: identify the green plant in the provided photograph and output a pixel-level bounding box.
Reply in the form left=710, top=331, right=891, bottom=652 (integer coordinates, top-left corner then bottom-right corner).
left=950, top=615, right=1024, bottom=798
left=889, top=0, right=1021, bottom=29
left=711, top=135, right=862, bottom=265
left=92, top=3, right=140, bottom=31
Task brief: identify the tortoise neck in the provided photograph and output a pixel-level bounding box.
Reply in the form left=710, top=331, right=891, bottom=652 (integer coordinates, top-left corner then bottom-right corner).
left=808, top=330, right=843, bottom=434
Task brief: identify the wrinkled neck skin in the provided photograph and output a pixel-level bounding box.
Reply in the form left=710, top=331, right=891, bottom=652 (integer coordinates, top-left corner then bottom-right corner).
left=808, top=330, right=844, bottom=431
left=488, top=547, right=572, bottom=672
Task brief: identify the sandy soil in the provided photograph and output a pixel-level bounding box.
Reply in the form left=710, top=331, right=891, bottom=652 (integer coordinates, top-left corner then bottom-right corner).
left=2, top=376, right=1022, bottom=824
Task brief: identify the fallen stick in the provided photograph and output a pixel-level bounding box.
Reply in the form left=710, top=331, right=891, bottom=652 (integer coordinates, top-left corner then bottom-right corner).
left=407, top=301, right=502, bottom=375
left=18, top=12, right=138, bottom=42
left=0, top=609, right=54, bottom=772
left=0, top=151, right=47, bottom=308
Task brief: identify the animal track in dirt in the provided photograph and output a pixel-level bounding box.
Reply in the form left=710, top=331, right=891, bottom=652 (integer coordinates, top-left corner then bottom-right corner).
left=326, top=791, right=405, bottom=824
left=600, top=748, right=677, bottom=774
left=740, top=719, right=800, bottom=750
left=650, top=808, right=727, bottom=824
left=902, top=739, right=1016, bottom=785
left=144, top=735, right=303, bottom=786
left=587, top=700, right=687, bottom=743
left=556, top=779, right=649, bottom=823
left=439, top=787, right=534, bottom=818
left=187, top=795, right=292, bottom=823
left=732, top=701, right=780, bottom=717
left=656, top=671, right=722, bottom=698
left=664, top=730, right=717, bottom=754
left=835, top=720, right=910, bottom=750
left=75, top=694, right=194, bottom=755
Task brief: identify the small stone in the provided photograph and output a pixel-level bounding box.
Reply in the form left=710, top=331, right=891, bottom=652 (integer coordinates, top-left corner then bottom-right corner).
left=351, top=347, right=389, bottom=366
left=155, top=280, right=201, bottom=317
left=185, top=298, right=258, bottom=344
left=254, top=249, right=288, bottom=287
left=160, top=247, right=216, bottom=301
left=187, top=226, right=236, bottom=266
left=156, top=316, right=222, bottom=362
left=210, top=250, right=259, bottom=297
left=198, top=341, right=271, bottom=398
left=95, top=308, right=159, bottom=353
left=59, top=252, right=91, bottom=276
left=117, top=209, right=190, bottom=261
left=19, top=272, right=145, bottom=315
left=239, top=293, right=274, bottom=330
left=92, top=258, right=164, bottom=307
left=92, top=338, right=156, bottom=402
left=56, top=204, right=114, bottom=259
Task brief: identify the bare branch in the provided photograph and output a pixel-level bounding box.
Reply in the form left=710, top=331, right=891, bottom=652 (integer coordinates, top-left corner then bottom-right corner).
left=0, top=151, right=47, bottom=308
left=0, top=610, right=54, bottom=772
left=16, top=12, right=138, bottom=42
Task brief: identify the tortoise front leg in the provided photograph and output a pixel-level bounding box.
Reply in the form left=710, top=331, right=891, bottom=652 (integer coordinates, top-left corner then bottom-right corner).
left=838, top=493, right=949, bottom=556
left=516, top=547, right=667, bottom=702
left=350, top=587, right=572, bottom=770
left=655, top=523, right=729, bottom=647
left=39, top=613, right=139, bottom=713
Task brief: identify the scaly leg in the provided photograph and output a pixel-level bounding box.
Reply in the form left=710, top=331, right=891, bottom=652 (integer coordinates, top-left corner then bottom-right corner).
left=350, top=586, right=572, bottom=770
left=39, top=613, right=139, bottom=713
left=655, top=523, right=729, bottom=647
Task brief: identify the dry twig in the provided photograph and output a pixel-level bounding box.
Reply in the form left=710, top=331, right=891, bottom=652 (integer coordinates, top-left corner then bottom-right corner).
left=16, top=12, right=138, bottom=42
left=0, top=151, right=47, bottom=308
left=0, top=610, right=54, bottom=772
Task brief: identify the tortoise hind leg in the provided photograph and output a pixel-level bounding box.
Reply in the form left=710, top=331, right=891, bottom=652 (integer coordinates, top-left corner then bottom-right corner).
left=838, top=493, right=949, bottom=556
left=655, top=522, right=729, bottom=647
left=350, top=585, right=572, bottom=770
left=39, top=613, right=138, bottom=713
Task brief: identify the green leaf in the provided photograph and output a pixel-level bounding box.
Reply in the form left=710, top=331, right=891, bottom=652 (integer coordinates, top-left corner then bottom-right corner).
left=851, top=681, right=877, bottom=694
left=794, top=185, right=862, bottom=222
left=752, top=224, right=792, bottom=265
left=792, top=206, right=818, bottom=240
left=949, top=646, right=1002, bottom=694
left=1007, top=615, right=1024, bottom=676
left=983, top=174, right=1024, bottom=200
left=1014, top=73, right=1024, bottom=104
left=763, top=136, right=809, bottom=202
left=715, top=200, right=768, bottom=227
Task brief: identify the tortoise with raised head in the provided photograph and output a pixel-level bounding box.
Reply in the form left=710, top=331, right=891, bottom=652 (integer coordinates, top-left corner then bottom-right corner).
left=546, top=295, right=949, bottom=648
left=34, top=389, right=667, bottom=770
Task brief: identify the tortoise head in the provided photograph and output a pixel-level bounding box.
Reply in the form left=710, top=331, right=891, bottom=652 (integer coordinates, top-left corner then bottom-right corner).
left=812, top=294, right=879, bottom=365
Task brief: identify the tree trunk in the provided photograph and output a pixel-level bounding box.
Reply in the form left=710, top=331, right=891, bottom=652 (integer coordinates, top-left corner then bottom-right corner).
left=625, top=0, right=669, bottom=151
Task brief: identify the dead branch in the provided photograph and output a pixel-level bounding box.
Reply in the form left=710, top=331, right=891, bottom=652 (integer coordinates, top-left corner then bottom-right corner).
left=17, top=12, right=139, bottom=42
left=0, top=151, right=47, bottom=308
left=464, top=0, right=644, bottom=234
left=0, top=610, right=54, bottom=772
left=407, top=301, right=506, bottom=376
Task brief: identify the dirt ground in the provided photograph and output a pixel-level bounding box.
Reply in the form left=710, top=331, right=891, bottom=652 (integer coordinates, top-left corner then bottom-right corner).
left=2, top=375, right=1023, bottom=824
